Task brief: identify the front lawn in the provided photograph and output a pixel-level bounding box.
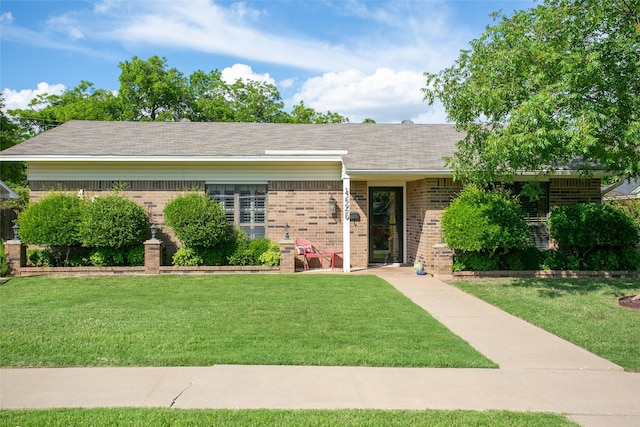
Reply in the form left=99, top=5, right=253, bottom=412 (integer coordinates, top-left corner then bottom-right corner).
left=453, top=278, right=640, bottom=371
left=0, top=408, right=578, bottom=426
left=0, top=274, right=495, bottom=368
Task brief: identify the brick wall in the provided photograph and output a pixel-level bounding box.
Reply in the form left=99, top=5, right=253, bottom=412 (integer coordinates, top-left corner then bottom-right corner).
left=266, top=180, right=347, bottom=268
left=350, top=181, right=368, bottom=269
left=29, top=181, right=203, bottom=264
left=407, top=178, right=462, bottom=273
left=549, top=178, right=602, bottom=206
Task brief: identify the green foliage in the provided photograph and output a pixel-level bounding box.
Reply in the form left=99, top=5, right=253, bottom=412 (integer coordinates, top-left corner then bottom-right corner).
left=18, top=193, right=84, bottom=247
left=118, top=56, right=189, bottom=121
left=172, top=247, right=204, bottom=267
left=423, top=0, right=640, bottom=182
left=452, top=251, right=499, bottom=272
left=0, top=242, right=9, bottom=276
left=26, top=249, right=54, bottom=267
left=226, top=235, right=278, bottom=266
left=258, top=241, right=281, bottom=266
left=442, top=185, right=530, bottom=253
left=127, top=245, right=145, bottom=267
left=89, top=248, right=125, bottom=267
left=549, top=203, right=638, bottom=248
left=88, top=246, right=145, bottom=267
left=7, top=56, right=348, bottom=128
left=79, top=195, right=149, bottom=250
left=68, top=253, right=91, bottom=267
left=608, top=198, right=640, bottom=229
left=0, top=187, right=30, bottom=213
left=163, top=193, right=228, bottom=249
left=0, top=95, right=27, bottom=186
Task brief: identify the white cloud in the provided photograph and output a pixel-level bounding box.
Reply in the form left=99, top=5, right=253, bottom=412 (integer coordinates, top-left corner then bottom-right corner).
left=2, top=83, right=66, bottom=111
left=107, top=1, right=373, bottom=73
left=0, top=12, right=14, bottom=24
left=221, top=64, right=275, bottom=84
left=291, top=68, right=449, bottom=123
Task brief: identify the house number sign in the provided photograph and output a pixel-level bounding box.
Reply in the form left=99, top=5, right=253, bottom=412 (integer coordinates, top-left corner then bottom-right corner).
left=344, top=188, right=350, bottom=221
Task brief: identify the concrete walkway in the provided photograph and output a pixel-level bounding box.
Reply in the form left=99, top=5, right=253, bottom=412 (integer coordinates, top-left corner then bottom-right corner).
left=1, top=268, right=639, bottom=427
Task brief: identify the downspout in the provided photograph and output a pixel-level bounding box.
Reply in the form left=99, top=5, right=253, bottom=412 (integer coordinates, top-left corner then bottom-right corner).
left=342, top=164, right=351, bottom=273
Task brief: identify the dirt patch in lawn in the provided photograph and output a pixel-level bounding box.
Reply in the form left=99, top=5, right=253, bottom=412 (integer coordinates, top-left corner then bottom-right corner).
left=618, top=295, right=640, bottom=311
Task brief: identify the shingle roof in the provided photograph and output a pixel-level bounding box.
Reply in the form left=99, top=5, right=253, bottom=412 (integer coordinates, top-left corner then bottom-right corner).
left=603, top=178, right=640, bottom=200
left=0, top=120, right=463, bottom=172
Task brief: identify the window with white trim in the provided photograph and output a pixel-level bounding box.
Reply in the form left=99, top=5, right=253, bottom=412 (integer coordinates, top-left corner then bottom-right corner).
left=206, top=184, right=267, bottom=239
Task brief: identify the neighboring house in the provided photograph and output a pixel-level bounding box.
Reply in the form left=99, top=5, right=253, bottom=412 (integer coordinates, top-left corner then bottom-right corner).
left=0, top=180, right=19, bottom=241
left=0, top=120, right=604, bottom=272
left=603, top=178, right=640, bottom=201
left=0, top=180, right=19, bottom=200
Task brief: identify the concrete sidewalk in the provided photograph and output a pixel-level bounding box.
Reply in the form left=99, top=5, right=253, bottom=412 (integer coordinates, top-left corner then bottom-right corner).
left=1, top=269, right=639, bottom=427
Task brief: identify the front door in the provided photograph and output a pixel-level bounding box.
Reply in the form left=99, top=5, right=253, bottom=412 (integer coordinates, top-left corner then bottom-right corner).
left=369, top=187, right=403, bottom=264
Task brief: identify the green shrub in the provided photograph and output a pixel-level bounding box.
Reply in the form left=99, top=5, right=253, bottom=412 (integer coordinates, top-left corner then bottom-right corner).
left=89, top=247, right=125, bottom=267
left=258, top=241, right=281, bottom=266
left=550, top=203, right=638, bottom=249
left=26, top=248, right=54, bottom=267
left=541, top=250, right=568, bottom=270
left=79, top=195, right=149, bottom=250
left=163, top=193, right=228, bottom=249
left=498, top=247, right=544, bottom=271
left=18, top=193, right=84, bottom=247
left=549, top=203, right=639, bottom=269
left=172, top=247, right=204, bottom=266
left=618, top=247, right=640, bottom=271
left=442, top=184, right=531, bottom=253
left=452, top=251, right=499, bottom=271
left=0, top=242, right=9, bottom=276
left=127, top=245, right=145, bottom=266
left=68, top=253, right=91, bottom=267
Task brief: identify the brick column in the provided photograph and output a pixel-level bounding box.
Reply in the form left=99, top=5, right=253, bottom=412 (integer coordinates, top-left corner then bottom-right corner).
left=4, top=240, right=26, bottom=276
left=279, top=239, right=295, bottom=273
left=433, top=243, right=453, bottom=277
left=144, top=239, right=163, bottom=275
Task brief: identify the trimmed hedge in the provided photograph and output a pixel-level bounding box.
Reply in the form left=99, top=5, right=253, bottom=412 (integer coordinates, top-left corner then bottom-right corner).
left=442, top=184, right=530, bottom=253
left=163, top=193, right=228, bottom=249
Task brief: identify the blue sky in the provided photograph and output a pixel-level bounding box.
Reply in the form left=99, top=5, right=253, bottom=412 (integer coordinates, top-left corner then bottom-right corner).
left=1, top=0, right=535, bottom=123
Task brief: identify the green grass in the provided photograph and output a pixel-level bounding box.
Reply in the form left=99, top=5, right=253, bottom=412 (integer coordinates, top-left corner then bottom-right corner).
left=0, top=408, right=578, bottom=426
left=0, top=274, right=495, bottom=368
left=453, top=278, right=640, bottom=371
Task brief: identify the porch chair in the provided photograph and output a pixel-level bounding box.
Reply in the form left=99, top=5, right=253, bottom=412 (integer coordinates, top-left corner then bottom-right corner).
left=294, top=238, right=324, bottom=270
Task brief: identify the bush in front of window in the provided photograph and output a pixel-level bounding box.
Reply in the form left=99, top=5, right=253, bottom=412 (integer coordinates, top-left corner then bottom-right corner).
left=442, top=184, right=531, bottom=254
left=164, top=193, right=228, bottom=249
left=549, top=202, right=639, bottom=270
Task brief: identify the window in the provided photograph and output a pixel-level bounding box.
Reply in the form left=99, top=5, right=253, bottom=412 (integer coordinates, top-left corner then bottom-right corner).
left=206, top=184, right=267, bottom=239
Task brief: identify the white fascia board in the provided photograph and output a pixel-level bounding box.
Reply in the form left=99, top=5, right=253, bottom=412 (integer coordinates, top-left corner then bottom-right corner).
left=346, top=169, right=452, bottom=175
left=2, top=155, right=344, bottom=163
left=265, top=150, right=348, bottom=156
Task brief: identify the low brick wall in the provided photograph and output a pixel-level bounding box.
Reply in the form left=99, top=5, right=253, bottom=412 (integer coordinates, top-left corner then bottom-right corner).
left=13, top=265, right=279, bottom=277
left=452, top=270, right=640, bottom=280
left=15, top=266, right=146, bottom=277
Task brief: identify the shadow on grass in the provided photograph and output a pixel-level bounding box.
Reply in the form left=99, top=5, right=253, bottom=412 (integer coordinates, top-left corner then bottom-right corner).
left=509, top=277, right=639, bottom=299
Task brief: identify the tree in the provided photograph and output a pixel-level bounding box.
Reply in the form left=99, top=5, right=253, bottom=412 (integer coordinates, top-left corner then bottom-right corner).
left=288, top=101, right=349, bottom=124
left=0, top=96, right=27, bottom=186
left=118, top=56, right=190, bottom=121
left=8, top=81, right=121, bottom=132
left=423, top=0, right=640, bottom=184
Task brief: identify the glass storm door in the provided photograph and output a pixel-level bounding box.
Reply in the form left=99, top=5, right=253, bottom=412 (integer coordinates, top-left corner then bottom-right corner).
left=369, top=187, right=403, bottom=264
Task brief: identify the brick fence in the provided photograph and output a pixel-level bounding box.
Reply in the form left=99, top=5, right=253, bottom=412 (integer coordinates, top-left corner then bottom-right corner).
left=3, top=238, right=291, bottom=277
